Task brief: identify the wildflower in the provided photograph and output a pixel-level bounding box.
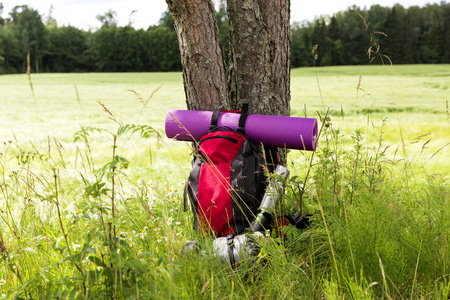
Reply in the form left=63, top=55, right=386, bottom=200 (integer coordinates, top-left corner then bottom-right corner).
left=147, top=197, right=155, bottom=209
left=71, top=225, right=76, bottom=229
left=166, top=217, right=173, bottom=225
left=138, top=249, right=143, bottom=255
left=117, top=248, right=121, bottom=254
left=0, top=279, right=5, bottom=286
left=137, top=178, right=144, bottom=184
left=137, top=232, right=147, bottom=239
left=72, top=244, right=81, bottom=251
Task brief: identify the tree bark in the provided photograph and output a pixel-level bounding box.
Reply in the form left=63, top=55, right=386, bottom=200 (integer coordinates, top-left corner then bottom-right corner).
left=166, top=0, right=229, bottom=111
left=167, top=0, right=290, bottom=116
left=227, top=0, right=291, bottom=116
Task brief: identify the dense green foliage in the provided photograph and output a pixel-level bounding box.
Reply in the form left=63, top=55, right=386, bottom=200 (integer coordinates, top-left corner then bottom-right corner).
left=0, top=5, right=181, bottom=74
left=292, top=2, right=450, bottom=66
left=1, top=2, right=450, bottom=74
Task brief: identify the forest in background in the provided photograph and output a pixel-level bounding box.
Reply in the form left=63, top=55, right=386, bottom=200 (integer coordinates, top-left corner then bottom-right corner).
left=0, top=1, right=449, bottom=74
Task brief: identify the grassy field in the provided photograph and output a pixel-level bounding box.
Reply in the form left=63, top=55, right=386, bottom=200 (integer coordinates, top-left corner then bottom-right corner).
left=0, top=65, right=449, bottom=298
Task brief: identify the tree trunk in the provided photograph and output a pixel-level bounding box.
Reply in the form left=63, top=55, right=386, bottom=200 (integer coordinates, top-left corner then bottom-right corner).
left=227, top=0, right=290, bottom=116
left=166, top=0, right=290, bottom=116
left=166, top=0, right=229, bottom=111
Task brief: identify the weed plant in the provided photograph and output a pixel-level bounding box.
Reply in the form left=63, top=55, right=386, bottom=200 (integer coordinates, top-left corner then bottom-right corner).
left=0, top=65, right=449, bottom=298
left=0, top=97, right=448, bottom=298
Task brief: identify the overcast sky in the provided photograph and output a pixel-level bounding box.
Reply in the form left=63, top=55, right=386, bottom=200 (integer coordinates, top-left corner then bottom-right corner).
left=1, top=0, right=443, bottom=30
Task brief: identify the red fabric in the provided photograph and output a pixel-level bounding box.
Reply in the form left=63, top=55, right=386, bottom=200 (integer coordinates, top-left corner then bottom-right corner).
left=199, top=131, right=245, bottom=163
left=220, top=110, right=241, bottom=113
left=197, top=131, right=245, bottom=236
left=274, top=217, right=291, bottom=240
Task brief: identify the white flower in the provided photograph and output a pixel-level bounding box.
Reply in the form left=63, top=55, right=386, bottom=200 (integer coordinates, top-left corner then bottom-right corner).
left=166, top=217, right=174, bottom=225
left=137, top=231, right=147, bottom=239
left=147, top=197, right=155, bottom=209
left=137, top=178, right=144, bottom=184
left=0, top=279, right=5, bottom=286
left=72, top=244, right=81, bottom=251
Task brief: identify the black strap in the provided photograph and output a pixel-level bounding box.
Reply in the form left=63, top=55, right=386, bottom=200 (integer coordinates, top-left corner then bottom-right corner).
left=226, top=234, right=236, bottom=266
left=237, top=103, right=249, bottom=134
left=210, top=105, right=224, bottom=130
left=183, top=185, right=188, bottom=212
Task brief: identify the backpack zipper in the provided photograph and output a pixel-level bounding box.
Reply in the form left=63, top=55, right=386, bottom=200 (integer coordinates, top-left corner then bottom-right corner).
left=199, top=135, right=239, bottom=145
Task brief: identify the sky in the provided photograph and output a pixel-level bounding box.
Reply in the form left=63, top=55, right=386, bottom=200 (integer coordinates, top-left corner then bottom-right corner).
left=1, top=0, right=443, bottom=30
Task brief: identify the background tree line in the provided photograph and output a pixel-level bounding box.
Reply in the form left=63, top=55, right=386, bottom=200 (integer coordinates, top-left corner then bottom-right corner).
left=0, top=2, right=449, bottom=74
left=292, top=2, right=450, bottom=67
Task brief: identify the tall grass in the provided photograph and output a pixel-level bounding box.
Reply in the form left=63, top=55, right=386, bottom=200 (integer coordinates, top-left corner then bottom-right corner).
left=0, top=65, right=449, bottom=298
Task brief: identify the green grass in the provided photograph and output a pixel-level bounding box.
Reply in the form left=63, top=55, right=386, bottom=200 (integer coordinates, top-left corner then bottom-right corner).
left=0, top=65, right=449, bottom=298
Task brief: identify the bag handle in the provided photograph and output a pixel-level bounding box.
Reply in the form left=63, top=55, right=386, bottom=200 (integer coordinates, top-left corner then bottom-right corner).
left=210, top=104, right=248, bottom=134
left=210, top=105, right=224, bottom=130
left=237, top=103, right=249, bottom=135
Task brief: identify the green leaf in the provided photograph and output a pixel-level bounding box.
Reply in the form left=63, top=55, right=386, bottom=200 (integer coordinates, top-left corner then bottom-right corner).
left=157, top=256, right=165, bottom=266
left=88, top=256, right=106, bottom=268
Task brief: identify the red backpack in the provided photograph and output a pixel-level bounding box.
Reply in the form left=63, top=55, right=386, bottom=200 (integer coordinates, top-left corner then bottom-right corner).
left=185, top=105, right=275, bottom=237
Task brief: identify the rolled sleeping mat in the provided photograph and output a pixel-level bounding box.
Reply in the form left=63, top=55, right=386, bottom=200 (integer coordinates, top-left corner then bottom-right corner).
left=165, top=109, right=318, bottom=151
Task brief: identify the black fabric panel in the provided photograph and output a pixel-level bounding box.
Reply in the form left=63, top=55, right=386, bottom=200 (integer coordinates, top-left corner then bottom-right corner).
left=186, top=156, right=202, bottom=231
left=229, top=138, right=266, bottom=234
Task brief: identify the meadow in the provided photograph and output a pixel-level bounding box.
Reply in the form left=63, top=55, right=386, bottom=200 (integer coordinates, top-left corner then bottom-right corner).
left=0, top=64, right=449, bottom=298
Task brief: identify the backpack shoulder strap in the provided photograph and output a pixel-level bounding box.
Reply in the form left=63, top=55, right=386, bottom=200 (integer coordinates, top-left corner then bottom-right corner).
left=237, top=103, right=249, bottom=135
